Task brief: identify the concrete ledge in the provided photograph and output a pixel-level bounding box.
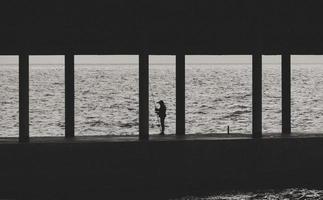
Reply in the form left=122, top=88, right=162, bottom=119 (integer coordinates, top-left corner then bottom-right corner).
left=0, top=135, right=322, bottom=199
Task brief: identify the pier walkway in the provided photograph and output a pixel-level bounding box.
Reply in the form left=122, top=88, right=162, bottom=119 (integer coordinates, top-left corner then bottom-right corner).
left=0, top=133, right=322, bottom=144
left=0, top=133, right=323, bottom=199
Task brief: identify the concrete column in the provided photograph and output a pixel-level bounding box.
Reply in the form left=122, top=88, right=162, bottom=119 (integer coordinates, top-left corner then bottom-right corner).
left=19, top=54, right=29, bottom=142
left=176, top=54, right=185, bottom=136
left=65, top=54, right=75, bottom=138
left=252, top=54, right=262, bottom=138
left=139, top=53, right=149, bottom=140
left=282, top=54, right=291, bottom=135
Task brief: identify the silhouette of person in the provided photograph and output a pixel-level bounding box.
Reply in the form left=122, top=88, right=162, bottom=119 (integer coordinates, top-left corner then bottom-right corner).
left=155, top=100, right=166, bottom=135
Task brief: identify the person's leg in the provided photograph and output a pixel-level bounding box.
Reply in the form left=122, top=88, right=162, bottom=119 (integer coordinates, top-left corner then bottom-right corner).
left=160, top=117, right=165, bottom=134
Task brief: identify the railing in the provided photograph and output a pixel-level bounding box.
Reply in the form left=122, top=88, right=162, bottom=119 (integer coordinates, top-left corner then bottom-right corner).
left=17, top=53, right=291, bottom=142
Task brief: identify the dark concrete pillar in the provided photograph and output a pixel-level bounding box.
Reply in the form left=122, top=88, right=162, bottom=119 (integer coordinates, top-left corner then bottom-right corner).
left=139, top=53, right=149, bottom=140
left=282, top=54, right=291, bottom=135
left=65, top=54, right=75, bottom=138
left=19, top=54, right=29, bottom=142
left=176, top=54, right=185, bottom=136
left=252, top=54, right=262, bottom=138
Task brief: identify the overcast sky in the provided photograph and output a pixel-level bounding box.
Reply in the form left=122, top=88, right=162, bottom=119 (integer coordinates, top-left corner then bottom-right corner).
left=1, top=55, right=323, bottom=64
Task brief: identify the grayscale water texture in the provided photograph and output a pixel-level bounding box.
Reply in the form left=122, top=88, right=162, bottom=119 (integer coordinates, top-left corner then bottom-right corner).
left=172, top=188, right=323, bottom=200
left=1, top=64, right=323, bottom=137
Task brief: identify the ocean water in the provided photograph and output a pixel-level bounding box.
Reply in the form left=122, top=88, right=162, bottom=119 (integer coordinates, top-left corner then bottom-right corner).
left=1, top=63, right=323, bottom=137
left=186, top=65, right=252, bottom=134
left=172, top=188, right=323, bottom=200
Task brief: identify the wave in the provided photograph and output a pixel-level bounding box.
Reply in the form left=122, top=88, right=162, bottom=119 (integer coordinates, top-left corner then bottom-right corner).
left=228, top=105, right=249, bottom=109
left=118, top=122, right=138, bottom=128
left=223, top=110, right=251, bottom=119
left=85, top=120, right=109, bottom=127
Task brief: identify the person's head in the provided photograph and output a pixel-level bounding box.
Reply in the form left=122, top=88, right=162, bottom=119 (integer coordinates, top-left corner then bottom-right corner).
left=157, top=100, right=165, bottom=106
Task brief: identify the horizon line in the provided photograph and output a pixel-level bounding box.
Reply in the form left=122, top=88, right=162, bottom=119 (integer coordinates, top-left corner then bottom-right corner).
left=1, top=62, right=323, bottom=65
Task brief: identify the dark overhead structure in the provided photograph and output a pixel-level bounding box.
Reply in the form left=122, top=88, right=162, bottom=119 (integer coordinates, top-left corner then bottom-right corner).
left=1, top=0, right=323, bottom=55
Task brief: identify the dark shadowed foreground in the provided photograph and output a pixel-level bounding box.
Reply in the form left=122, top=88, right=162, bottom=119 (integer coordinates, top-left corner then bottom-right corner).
left=0, top=134, right=323, bottom=199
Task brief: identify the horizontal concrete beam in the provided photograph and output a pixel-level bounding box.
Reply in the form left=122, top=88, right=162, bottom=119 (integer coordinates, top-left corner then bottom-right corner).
left=1, top=1, right=323, bottom=54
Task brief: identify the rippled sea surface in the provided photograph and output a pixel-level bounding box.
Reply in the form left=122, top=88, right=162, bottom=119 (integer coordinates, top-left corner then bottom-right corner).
left=1, top=64, right=323, bottom=136
left=172, top=188, right=323, bottom=200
